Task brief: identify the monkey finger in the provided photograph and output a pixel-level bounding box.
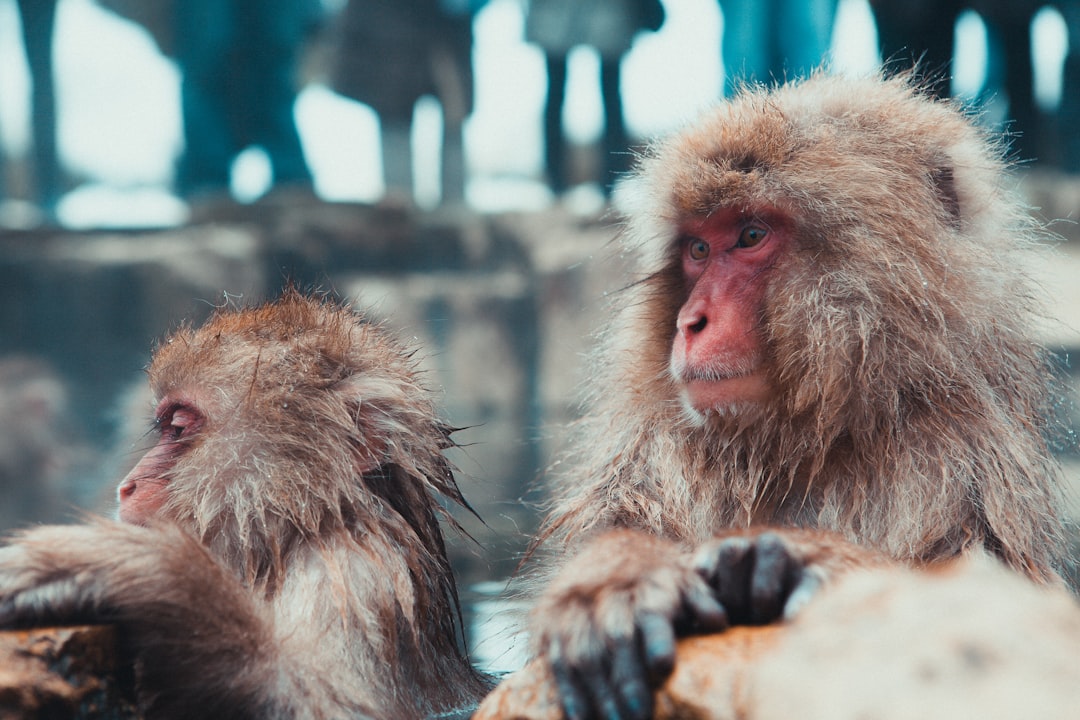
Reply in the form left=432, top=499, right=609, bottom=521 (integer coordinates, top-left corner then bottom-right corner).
left=588, top=669, right=629, bottom=720
left=782, top=566, right=825, bottom=620
left=693, top=536, right=754, bottom=620
left=610, top=633, right=653, bottom=720
left=553, top=628, right=636, bottom=720
left=559, top=659, right=622, bottom=720
left=680, top=576, right=729, bottom=635
left=692, top=535, right=743, bottom=584
left=552, top=673, right=593, bottom=720
left=549, top=647, right=595, bottom=720
left=549, top=628, right=627, bottom=720
left=637, top=611, right=677, bottom=681
left=0, top=595, right=13, bottom=627
left=0, top=578, right=90, bottom=629
left=749, top=533, right=794, bottom=624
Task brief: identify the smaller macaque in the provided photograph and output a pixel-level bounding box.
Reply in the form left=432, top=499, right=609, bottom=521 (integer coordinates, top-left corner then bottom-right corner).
left=0, top=291, right=491, bottom=719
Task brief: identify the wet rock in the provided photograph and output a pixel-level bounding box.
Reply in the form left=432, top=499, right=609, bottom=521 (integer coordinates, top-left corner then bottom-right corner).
left=0, top=626, right=138, bottom=719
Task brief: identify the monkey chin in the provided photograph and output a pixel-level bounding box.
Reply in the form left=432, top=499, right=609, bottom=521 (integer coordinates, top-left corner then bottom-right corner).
left=679, top=375, right=772, bottom=423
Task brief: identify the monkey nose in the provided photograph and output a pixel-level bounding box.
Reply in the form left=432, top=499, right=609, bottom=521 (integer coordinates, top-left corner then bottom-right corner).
left=677, top=307, right=708, bottom=337
left=118, top=479, right=137, bottom=500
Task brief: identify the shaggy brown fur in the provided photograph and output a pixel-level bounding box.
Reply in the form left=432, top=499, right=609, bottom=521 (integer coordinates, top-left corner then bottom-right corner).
left=497, top=71, right=1072, bottom=720
left=539, top=73, right=1068, bottom=581
left=0, top=290, right=490, bottom=719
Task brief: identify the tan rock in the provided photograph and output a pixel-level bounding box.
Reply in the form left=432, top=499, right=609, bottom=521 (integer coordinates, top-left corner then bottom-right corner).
left=475, top=559, right=1080, bottom=720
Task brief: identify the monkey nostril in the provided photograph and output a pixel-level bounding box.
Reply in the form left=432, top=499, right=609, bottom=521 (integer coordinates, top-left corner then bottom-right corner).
left=677, top=312, right=708, bottom=337
left=688, top=316, right=707, bottom=335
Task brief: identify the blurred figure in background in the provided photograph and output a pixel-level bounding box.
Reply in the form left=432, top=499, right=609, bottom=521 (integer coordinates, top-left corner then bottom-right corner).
left=172, top=0, right=319, bottom=200
left=328, top=0, right=478, bottom=207
left=976, top=1, right=1043, bottom=162
left=1059, top=1, right=1080, bottom=172
left=870, top=1, right=1047, bottom=164
left=525, top=0, right=664, bottom=198
left=1, top=0, right=62, bottom=219
left=870, top=0, right=961, bottom=98
left=718, top=0, right=837, bottom=94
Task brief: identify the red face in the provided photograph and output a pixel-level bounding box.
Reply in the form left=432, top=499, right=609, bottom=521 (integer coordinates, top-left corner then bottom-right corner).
left=117, top=396, right=203, bottom=524
left=669, top=208, right=788, bottom=416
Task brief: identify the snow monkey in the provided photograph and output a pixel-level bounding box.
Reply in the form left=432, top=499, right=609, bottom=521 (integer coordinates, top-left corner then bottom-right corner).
left=512, top=73, right=1071, bottom=720
left=0, top=290, right=492, bottom=719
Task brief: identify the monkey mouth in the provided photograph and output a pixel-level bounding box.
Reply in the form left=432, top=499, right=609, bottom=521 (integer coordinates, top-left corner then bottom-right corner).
left=682, top=375, right=772, bottom=418
left=677, top=365, right=754, bottom=383
left=670, top=353, right=760, bottom=384
left=670, top=359, right=771, bottom=414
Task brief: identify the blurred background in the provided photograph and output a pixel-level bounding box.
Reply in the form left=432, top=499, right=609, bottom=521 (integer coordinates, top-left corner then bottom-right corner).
left=0, top=0, right=1078, bottom=668
left=3, top=0, right=1078, bottom=222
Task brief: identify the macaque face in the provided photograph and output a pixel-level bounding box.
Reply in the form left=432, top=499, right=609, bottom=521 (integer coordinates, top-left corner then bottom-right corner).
left=118, top=395, right=204, bottom=525
left=668, top=208, right=790, bottom=416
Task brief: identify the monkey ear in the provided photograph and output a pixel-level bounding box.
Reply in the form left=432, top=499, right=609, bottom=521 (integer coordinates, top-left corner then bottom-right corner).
left=338, top=389, right=391, bottom=477
left=930, top=164, right=961, bottom=227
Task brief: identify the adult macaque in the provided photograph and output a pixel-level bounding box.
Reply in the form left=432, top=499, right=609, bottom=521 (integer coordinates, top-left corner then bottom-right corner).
left=0, top=291, right=491, bottom=719
left=515, top=74, right=1070, bottom=720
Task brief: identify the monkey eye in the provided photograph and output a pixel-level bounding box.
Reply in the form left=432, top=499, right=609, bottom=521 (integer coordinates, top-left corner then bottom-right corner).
left=736, top=225, right=768, bottom=249
left=685, top=237, right=710, bottom=261
left=157, top=404, right=200, bottom=442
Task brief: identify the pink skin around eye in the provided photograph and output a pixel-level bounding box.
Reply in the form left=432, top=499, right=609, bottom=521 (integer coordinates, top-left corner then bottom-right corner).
left=117, top=398, right=203, bottom=525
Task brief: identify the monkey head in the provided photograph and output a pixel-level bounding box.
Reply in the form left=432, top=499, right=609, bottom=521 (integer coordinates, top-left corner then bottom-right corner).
left=619, top=73, right=1030, bottom=429
left=117, top=290, right=457, bottom=585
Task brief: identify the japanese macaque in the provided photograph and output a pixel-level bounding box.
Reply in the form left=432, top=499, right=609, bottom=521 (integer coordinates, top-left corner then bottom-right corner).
left=501, top=73, right=1071, bottom=720
left=0, top=291, right=492, bottom=719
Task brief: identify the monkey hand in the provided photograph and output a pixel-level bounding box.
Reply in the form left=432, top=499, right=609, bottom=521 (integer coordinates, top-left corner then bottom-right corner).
left=530, top=529, right=728, bottom=720
left=0, top=521, right=281, bottom=715
left=692, top=528, right=890, bottom=627
left=0, top=523, right=143, bottom=628
left=689, top=530, right=826, bottom=627
left=0, top=521, right=264, bottom=639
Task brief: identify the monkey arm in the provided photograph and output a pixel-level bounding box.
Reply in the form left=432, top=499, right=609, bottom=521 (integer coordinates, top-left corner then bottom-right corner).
left=529, top=529, right=722, bottom=720
left=530, top=527, right=887, bottom=720
left=0, top=521, right=282, bottom=719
